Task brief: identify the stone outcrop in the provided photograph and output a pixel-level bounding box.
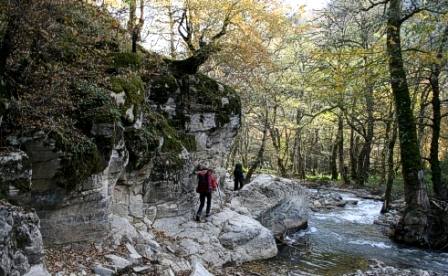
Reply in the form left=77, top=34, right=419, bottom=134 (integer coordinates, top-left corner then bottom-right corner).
left=0, top=201, right=49, bottom=276
left=230, top=175, right=308, bottom=239
left=0, top=1, right=241, bottom=246
left=152, top=208, right=278, bottom=267
left=1, top=62, right=240, bottom=247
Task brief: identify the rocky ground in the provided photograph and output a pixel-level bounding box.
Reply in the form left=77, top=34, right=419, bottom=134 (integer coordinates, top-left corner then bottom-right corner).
left=39, top=174, right=307, bottom=276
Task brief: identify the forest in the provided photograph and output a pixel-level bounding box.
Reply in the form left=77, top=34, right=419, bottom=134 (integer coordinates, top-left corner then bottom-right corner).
left=98, top=0, right=448, bottom=248
left=1, top=0, right=448, bottom=275
left=99, top=0, right=448, bottom=198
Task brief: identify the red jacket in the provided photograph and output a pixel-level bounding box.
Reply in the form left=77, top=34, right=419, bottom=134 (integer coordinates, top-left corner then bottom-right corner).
left=196, top=170, right=218, bottom=193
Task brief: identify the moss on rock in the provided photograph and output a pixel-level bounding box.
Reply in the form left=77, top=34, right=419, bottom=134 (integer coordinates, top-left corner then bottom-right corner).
left=109, top=52, right=143, bottom=68
left=51, top=129, right=105, bottom=190
left=148, top=74, right=178, bottom=105
left=72, top=81, right=121, bottom=131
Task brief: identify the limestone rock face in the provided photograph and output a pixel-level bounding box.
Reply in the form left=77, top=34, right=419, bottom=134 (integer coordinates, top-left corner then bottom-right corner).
left=152, top=208, right=277, bottom=267
left=0, top=201, right=49, bottom=276
left=0, top=150, right=31, bottom=197
left=1, top=71, right=240, bottom=245
left=230, top=174, right=309, bottom=238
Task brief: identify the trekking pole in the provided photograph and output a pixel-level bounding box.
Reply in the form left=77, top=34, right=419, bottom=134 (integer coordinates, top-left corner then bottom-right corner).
left=217, top=183, right=223, bottom=206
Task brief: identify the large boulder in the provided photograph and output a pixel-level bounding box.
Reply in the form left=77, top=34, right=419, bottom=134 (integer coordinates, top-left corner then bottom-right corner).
left=0, top=201, right=49, bottom=276
left=153, top=208, right=277, bottom=267
left=231, top=174, right=308, bottom=238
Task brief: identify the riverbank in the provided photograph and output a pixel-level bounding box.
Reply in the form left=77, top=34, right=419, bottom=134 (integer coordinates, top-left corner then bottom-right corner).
left=239, top=187, right=448, bottom=276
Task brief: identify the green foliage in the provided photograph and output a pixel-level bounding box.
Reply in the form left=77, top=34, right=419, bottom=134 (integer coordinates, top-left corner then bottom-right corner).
left=51, top=129, right=105, bottom=190
left=109, top=52, right=143, bottom=68
left=72, top=80, right=121, bottom=130
left=306, top=174, right=332, bottom=183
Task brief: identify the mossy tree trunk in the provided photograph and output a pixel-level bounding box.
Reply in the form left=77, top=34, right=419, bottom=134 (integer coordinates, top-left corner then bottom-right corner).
left=386, top=0, right=430, bottom=245
left=429, top=25, right=448, bottom=201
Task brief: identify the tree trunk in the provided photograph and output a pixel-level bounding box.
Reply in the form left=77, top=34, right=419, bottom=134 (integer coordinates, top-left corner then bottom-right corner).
left=429, top=25, right=448, bottom=200
left=268, top=105, right=288, bottom=177
left=382, top=117, right=397, bottom=213
left=330, top=139, right=338, bottom=180
left=350, top=130, right=360, bottom=183
left=338, top=116, right=349, bottom=185
left=128, top=0, right=137, bottom=52
left=292, top=128, right=306, bottom=179
left=245, top=108, right=269, bottom=183
left=387, top=0, right=430, bottom=246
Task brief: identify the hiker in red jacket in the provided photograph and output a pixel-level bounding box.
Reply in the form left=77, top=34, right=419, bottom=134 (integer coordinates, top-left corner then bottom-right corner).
left=195, top=166, right=218, bottom=222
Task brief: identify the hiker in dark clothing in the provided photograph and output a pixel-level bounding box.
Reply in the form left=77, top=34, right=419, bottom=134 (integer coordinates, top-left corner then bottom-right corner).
left=233, top=163, right=244, bottom=191
left=195, top=166, right=214, bottom=222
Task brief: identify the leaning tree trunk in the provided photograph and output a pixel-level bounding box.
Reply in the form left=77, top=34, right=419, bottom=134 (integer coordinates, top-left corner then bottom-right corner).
left=429, top=25, right=448, bottom=201
left=387, top=0, right=430, bottom=246
left=245, top=108, right=269, bottom=183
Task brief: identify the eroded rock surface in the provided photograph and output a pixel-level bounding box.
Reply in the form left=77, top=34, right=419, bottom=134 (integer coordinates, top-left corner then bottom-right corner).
left=231, top=174, right=308, bottom=238
left=153, top=208, right=277, bottom=267
left=0, top=201, right=48, bottom=276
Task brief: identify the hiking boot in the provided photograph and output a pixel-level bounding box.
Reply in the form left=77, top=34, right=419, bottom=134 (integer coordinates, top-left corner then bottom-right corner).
left=195, top=215, right=200, bottom=222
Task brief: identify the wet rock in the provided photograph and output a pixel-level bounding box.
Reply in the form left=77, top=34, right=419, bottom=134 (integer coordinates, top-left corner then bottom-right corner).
left=309, top=190, right=347, bottom=210
left=344, top=260, right=440, bottom=276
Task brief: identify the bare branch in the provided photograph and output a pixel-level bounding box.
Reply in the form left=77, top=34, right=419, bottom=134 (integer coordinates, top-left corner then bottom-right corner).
left=360, top=0, right=390, bottom=12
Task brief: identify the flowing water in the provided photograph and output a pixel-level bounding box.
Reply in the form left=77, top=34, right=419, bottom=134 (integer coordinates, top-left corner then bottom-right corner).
left=263, top=191, right=448, bottom=276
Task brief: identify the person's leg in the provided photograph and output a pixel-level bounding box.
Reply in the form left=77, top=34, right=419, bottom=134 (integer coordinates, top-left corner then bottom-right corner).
left=205, top=192, right=212, bottom=216
left=239, top=178, right=244, bottom=190
left=234, top=179, right=238, bottom=191
left=196, top=193, right=206, bottom=220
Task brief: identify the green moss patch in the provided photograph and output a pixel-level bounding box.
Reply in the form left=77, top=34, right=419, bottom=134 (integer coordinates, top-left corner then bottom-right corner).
left=71, top=81, right=121, bottom=132
left=109, top=52, right=143, bottom=68
left=51, top=129, right=105, bottom=190
left=149, top=74, right=178, bottom=105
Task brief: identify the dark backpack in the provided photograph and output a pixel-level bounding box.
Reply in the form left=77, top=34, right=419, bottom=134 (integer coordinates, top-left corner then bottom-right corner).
left=196, top=173, right=210, bottom=193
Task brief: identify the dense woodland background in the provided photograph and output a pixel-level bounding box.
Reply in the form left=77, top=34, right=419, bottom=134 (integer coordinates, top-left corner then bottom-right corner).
left=86, top=0, right=448, bottom=203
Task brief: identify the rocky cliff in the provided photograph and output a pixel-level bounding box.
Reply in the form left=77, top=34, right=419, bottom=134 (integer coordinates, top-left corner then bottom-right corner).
left=0, top=1, right=240, bottom=245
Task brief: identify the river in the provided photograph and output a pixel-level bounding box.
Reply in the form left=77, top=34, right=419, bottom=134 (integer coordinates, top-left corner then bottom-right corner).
left=262, top=191, right=448, bottom=275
